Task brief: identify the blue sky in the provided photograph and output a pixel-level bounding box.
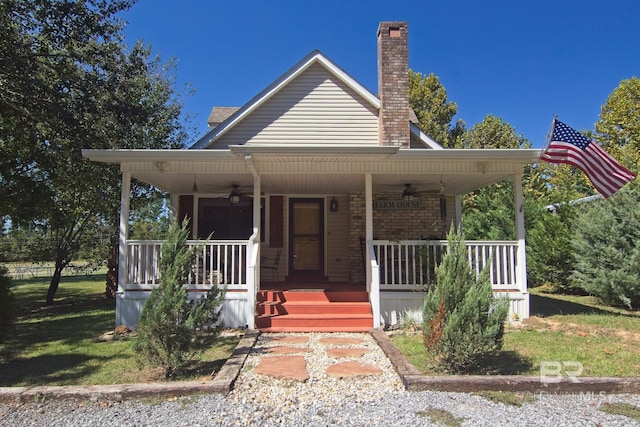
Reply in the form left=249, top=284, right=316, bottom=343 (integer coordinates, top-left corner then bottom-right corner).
left=122, top=0, right=639, bottom=148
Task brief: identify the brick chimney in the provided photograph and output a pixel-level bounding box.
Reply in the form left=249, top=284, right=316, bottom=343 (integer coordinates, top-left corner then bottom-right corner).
left=377, top=21, right=409, bottom=147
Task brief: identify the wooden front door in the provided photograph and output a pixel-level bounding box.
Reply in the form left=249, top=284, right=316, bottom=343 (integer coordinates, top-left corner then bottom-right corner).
left=289, top=198, right=324, bottom=275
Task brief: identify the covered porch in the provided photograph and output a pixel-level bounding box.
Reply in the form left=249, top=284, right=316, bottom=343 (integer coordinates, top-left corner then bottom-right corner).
left=84, top=145, right=539, bottom=330
left=81, top=25, right=545, bottom=331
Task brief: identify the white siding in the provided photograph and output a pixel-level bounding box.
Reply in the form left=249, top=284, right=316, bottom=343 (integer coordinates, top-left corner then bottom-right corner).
left=215, top=63, right=379, bottom=146
left=326, top=195, right=350, bottom=281
left=380, top=292, right=424, bottom=327
left=380, top=291, right=529, bottom=327
left=115, top=291, right=249, bottom=329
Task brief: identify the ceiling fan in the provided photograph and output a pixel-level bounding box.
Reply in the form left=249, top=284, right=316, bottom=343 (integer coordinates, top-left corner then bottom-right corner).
left=228, top=184, right=243, bottom=204
left=192, top=181, right=253, bottom=203
left=402, top=183, right=447, bottom=221
left=226, top=184, right=262, bottom=203
left=402, top=183, right=444, bottom=200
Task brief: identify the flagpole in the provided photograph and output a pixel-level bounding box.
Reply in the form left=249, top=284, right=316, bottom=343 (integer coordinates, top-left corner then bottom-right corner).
left=540, top=115, right=557, bottom=159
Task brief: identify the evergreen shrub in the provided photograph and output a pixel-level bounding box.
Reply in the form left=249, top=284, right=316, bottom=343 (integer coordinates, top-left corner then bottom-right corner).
left=422, top=226, right=509, bottom=373
left=134, top=219, right=226, bottom=377
left=572, top=189, right=640, bottom=309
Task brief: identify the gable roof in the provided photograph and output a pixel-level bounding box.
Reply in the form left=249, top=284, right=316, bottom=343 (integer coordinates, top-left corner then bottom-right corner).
left=191, top=50, right=442, bottom=150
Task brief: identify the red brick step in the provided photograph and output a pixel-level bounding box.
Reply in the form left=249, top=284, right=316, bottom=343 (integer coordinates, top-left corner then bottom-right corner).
left=255, top=289, right=373, bottom=332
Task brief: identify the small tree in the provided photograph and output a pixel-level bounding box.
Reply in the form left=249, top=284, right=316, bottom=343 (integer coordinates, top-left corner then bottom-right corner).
left=134, top=219, right=225, bottom=377
left=422, top=226, right=509, bottom=373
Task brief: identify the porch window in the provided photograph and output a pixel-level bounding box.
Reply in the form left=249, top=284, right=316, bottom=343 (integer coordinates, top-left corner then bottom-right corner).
left=197, top=197, right=265, bottom=241
left=198, top=198, right=251, bottom=240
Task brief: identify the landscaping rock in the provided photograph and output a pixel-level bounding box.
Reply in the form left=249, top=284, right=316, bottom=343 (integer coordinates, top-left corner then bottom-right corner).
left=270, top=336, right=309, bottom=344
left=326, top=347, right=368, bottom=358
left=265, top=346, right=313, bottom=354
left=318, top=337, right=363, bottom=346
left=326, top=361, right=381, bottom=378
left=254, top=356, right=309, bottom=382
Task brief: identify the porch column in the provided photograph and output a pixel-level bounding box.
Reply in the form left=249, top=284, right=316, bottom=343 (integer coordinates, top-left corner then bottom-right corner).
left=246, top=154, right=260, bottom=329
left=454, top=195, right=462, bottom=229
left=365, top=173, right=380, bottom=327
left=169, top=194, right=179, bottom=221
left=118, top=171, right=131, bottom=294
left=514, top=172, right=529, bottom=317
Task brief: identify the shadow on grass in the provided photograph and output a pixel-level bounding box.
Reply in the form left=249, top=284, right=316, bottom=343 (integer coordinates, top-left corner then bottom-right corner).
left=2, top=276, right=117, bottom=372
left=530, top=293, right=613, bottom=317
left=182, top=358, right=228, bottom=379
left=182, top=335, right=241, bottom=377
left=0, top=352, right=119, bottom=386
left=475, top=350, right=534, bottom=375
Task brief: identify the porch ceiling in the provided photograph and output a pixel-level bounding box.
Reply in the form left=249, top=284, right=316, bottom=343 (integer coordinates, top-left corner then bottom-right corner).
left=83, top=148, right=542, bottom=196
left=129, top=170, right=524, bottom=196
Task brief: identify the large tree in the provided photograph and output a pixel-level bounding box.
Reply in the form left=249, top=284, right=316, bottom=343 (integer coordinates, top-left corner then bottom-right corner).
left=457, top=115, right=580, bottom=290
left=459, top=115, right=532, bottom=240
left=595, top=76, right=640, bottom=174
left=0, top=0, right=189, bottom=305
left=408, top=70, right=465, bottom=147
left=568, top=77, right=640, bottom=303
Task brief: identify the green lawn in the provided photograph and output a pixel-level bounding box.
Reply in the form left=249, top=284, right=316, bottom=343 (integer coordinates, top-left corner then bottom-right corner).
left=392, top=288, right=640, bottom=377
left=0, top=274, right=240, bottom=386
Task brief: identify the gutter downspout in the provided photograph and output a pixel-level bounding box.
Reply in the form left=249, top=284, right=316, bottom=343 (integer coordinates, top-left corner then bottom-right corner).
left=245, top=154, right=260, bottom=329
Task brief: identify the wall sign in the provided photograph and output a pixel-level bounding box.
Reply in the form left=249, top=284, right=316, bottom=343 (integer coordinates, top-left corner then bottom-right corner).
left=373, top=200, right=421, bottom=210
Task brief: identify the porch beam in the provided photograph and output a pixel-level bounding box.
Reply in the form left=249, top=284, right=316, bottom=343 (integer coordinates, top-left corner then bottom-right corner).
left=118, top=171, right=131, bottom=294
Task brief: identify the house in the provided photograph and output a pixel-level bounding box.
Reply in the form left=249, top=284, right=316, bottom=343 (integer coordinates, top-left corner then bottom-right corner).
left=83, top=22, right=541, bottom=331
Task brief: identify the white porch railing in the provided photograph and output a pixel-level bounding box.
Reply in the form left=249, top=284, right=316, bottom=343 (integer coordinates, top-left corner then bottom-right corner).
left=125, top=240, right=249, bottom=290
left=371, top=240, right=521, bottom=291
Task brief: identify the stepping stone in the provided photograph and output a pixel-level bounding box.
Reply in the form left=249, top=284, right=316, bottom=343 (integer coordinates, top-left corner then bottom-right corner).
left=326, top=347, right=368, bottom=358
left=270, top=336, right=309, bottom=344
left=326, top=361, right=381, bottom=378
left=254, top=355, right=309, bottom=382
left=318, top=337, right=363, bottom=346
left=266, top=346, right=313, bottom=354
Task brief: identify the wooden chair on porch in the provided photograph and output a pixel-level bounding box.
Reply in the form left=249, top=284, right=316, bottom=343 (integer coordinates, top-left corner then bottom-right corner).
left=261, top=249, right=282, bottom=281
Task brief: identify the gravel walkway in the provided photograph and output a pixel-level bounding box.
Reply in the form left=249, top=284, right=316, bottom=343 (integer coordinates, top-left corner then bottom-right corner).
left=2, top=332, right=640, bottom=426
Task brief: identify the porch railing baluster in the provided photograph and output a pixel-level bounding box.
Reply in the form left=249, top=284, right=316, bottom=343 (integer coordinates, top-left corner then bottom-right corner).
left=123, top=240, right=248, bottom=291
left=372, top=239, right=521, bottom=292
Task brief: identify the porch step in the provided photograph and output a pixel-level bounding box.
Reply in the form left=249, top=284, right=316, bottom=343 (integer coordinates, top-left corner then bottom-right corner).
left=280, top=301, right=372, bottom=315
left=259, top=290, right=369, bottom=302
left=255, top=289, right=373, bottom=332
left=256, top=300, right=372, bottom=316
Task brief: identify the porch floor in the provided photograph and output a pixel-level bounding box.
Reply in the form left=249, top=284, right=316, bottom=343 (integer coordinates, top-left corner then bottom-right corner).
left=256, top=281, right=372, bottom=332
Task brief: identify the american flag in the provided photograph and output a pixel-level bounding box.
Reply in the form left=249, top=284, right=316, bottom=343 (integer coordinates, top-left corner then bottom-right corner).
left=540, top=119, right=636, bottom=198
